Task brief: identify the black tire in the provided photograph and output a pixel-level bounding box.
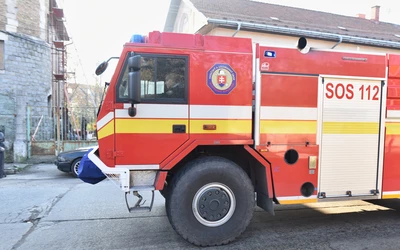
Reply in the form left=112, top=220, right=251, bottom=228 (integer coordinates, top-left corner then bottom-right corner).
left=165, top=156, right=255, bottom=247
left=70, top=158, right=81, bottom=178
left=159, top=182, right=169, bottom=199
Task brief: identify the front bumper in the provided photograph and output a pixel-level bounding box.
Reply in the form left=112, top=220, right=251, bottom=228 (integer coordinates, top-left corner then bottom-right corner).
left=88, top=146, right=132, bottom=192
left=54, top=160, right=72, bottom=173
left=88, top=146, right=165, bottom=192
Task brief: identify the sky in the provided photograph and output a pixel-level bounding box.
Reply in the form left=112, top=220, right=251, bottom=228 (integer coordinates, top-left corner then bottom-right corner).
left=61, top=0, right=172, bottom=85
left=59, top=0, right=400, bottom=86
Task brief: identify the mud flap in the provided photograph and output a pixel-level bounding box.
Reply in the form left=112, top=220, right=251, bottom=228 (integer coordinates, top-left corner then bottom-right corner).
left=254, top=160, right=275, bottom=216
left=257, top=194, right=275, bottom=216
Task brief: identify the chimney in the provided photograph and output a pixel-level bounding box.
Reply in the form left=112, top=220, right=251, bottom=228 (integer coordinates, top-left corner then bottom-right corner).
left=357, top=13, right=366, bottom=19
left=371, top=5, right=380, bottom=22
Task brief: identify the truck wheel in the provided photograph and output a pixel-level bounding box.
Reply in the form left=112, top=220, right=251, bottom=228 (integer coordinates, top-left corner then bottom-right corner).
left=165, top=156, right=255, bottom=247
left=159, top=182, right=169, bottom=199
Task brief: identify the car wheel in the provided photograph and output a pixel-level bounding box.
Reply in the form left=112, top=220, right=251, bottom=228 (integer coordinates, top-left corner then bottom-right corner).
left=71, top=158, right=82, bottom=178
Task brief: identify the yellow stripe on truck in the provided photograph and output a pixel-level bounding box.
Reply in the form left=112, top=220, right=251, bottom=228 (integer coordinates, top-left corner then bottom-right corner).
left=97, top=121, right=114, bottom=139
left=259, top=120, right=380, bottom=135
left=260, top=120, right=317, bottom=134
left=279, top=198, right=317, bottom=205
left=190, top=119, right=252, bottom=134
left=116, top=119, right=188, bottom=134
left=115, top=119, right=252, bottom=134
left=102, top=119, right=382, bottom=138
left=382, top=193, right=400, bottom=199
left=386, top=123, right=400, bottom=135
left=323, top=122, right=379, bottom=134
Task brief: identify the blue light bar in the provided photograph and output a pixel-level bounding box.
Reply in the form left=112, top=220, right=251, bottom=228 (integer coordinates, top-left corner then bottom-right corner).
left=130, top=34, right=144, bottom=43
left=264, top=50, right=276, bottom=58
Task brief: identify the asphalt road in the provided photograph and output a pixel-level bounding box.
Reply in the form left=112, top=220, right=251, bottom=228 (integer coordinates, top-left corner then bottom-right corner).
left=1, top=164, right=400, bottom=250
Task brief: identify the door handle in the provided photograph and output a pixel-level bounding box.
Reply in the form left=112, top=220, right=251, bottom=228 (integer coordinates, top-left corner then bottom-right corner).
left=172, top=125, right=186, bottom=133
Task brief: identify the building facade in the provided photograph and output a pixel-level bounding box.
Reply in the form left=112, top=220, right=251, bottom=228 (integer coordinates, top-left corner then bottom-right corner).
left=164, top=0, right=400, bottom=54
left=0, top=0, right=69, bottom=162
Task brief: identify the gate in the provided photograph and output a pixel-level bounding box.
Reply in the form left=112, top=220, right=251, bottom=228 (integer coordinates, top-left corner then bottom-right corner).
left=28, top=105, right=98, bottom=155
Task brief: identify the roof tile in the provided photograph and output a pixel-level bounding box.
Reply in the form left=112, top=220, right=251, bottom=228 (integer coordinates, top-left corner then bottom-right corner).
left=190, top=0, right=400, bottom=43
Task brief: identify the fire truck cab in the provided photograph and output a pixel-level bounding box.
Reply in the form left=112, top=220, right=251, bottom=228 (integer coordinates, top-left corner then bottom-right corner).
left=90, top=31, right=400, bottom=246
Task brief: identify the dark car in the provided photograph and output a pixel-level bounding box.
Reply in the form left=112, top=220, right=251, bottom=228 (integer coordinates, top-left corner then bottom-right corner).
left=54, top=146, right=95, bottom=177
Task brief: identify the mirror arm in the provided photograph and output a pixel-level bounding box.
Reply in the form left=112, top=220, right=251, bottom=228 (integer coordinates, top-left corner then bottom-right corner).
left=95, top=57, right=120, bottom=76
left=128, top=103, right=136, bottom=117
left=106, top=56, right=120, bottom=63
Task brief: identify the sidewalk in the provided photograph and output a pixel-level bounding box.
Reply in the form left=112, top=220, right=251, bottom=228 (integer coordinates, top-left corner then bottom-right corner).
left=4, top=155, right=56, bottom=175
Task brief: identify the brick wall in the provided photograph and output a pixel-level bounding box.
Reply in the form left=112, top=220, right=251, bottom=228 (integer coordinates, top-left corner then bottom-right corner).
left=0, top=1, right=6, bottom=31
left=17, top=0, right=41, bottom=38
left=0, top=32, right=52, bottom=162
left=0, top=0, right=56, bottom=162
left=2, top=0, right=49, bottom=40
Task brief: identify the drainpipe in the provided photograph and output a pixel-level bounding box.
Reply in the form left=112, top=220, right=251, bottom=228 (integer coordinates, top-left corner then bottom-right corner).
left=207, top=18, right=400, bottom=49
left=26, top=105, right=31, bottom=159
left=232, top=22, right=241, bottom=37
left=331, top=35, right=343, bottom=49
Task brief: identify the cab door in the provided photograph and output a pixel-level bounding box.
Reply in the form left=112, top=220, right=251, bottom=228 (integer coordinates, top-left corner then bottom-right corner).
left=114, top=53, right=189, bottom=167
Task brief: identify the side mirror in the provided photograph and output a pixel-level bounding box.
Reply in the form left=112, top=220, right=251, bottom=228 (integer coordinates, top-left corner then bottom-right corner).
left=128, top=71, right=141, bottom=104
left=128, top=55, right=142, bottom=108
left=94, top=57, right=120, bottom=76
left=95, top=61, right=108, bottom=76
left=128, top=55, right=141, bottom=71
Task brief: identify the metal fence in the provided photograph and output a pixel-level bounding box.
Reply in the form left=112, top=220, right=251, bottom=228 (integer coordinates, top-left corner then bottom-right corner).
left=29, top=106, right=98, bottom=142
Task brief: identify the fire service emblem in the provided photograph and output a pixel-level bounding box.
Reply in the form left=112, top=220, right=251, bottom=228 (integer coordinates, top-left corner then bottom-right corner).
left=207, top=63, right=237, bottom=95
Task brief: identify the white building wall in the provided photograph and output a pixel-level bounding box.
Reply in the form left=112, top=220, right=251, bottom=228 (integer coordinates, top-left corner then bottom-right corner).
left=174, top=0, right=208, bottom=34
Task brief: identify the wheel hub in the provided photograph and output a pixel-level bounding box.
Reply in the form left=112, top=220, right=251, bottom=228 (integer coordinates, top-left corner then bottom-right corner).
left=197, top=188, right=231, bottom=221
left=74, top=162, right=80, bottom=175
left=192, top=183, right=236, bottom=227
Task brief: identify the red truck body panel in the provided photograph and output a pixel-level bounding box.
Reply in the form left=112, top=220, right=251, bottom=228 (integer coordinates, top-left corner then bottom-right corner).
left=96, top=32, right=253, bottom=167
left=95, top=31, right=400, bottom=203
left=382, top=54, right=400, bottom=198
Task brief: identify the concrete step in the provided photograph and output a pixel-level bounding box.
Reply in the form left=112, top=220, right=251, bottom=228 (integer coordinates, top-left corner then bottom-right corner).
left=2, top=155, right=56, bottom=176
left=3, top=163, right=31, bottom=175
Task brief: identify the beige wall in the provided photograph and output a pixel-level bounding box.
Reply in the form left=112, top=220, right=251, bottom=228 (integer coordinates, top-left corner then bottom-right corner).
left=207, top=28, right=400, bottom=55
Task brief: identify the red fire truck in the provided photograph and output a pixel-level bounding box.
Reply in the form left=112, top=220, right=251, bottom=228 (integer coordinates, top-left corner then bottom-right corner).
left=90, top=31, right=400, bottom=246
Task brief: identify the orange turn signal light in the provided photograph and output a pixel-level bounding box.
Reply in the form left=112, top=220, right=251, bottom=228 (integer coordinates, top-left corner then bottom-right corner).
left=203, top=124, right=217, bottom=130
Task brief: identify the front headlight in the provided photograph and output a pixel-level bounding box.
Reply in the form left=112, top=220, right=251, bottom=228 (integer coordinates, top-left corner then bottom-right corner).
left=57, top=156, right=66, bottom=162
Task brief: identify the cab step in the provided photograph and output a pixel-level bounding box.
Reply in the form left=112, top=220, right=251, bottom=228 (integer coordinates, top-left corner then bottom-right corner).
left=124, top=190, right=155, bottom=212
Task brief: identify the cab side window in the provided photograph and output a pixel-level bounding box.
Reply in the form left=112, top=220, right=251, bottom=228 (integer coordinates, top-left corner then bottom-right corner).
left=116, top=54, right=188, bottom=104
left=140, top=57, right=156, bottom=99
